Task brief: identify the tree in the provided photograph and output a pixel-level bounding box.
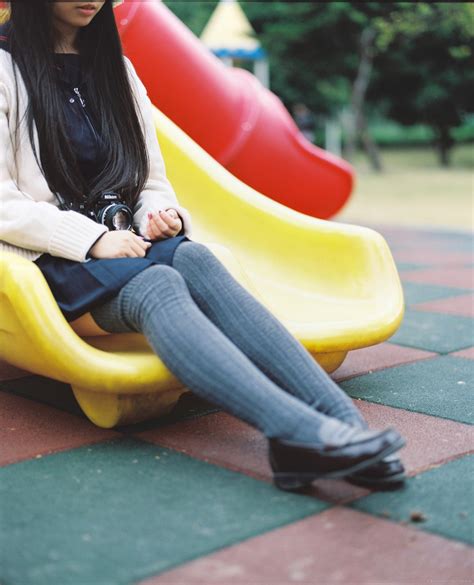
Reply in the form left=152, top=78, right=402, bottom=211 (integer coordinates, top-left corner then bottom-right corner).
left=368, top=2, right=474, bottom=166
left=163, top=1, right=217, bottom=37
left=344, top=25, right=383, bottom=170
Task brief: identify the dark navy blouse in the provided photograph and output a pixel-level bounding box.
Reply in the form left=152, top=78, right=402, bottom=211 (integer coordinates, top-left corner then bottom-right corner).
left=54, top=53, right=107, bottom=188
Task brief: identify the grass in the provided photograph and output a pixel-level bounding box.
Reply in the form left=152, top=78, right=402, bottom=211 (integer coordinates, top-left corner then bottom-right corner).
left=334, top=143, right=473, bottom=231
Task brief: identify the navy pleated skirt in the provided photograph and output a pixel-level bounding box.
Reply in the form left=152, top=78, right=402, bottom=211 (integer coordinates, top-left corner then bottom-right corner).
left=35, top=235, right=192, bottom=322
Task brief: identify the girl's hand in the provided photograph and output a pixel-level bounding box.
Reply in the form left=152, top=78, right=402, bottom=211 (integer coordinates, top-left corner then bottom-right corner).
left=144, top=209, right=182, bottom=241
left=89, top=231, right=152, bottom=259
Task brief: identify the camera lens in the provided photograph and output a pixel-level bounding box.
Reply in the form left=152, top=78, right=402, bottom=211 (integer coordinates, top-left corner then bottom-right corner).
left=112, top=209, right=131, bottom=230
left=98, top=204, right=133, bottom=231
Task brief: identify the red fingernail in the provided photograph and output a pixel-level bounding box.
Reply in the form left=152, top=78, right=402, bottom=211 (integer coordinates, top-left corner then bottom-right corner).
left=147, top=212, right=152, bottom=219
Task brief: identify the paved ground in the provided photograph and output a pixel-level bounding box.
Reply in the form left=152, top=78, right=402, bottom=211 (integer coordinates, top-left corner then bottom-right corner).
left=1, top=224, right=473, bottom=585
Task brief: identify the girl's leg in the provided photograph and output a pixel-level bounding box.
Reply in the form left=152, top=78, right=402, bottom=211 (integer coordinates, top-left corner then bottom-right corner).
left=171, top=241, right=368, bottom=429
left=91, top=265, right=367, bottom=446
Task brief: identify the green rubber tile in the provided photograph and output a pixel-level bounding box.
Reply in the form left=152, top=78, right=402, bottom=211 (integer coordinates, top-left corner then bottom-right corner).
left=401, top=282, right=470, bottom=306
left=0, top=438, right=327, bottom=585
left=396, top=263, right=429, bottom=272
left=389, top=310, right=474, bottom=353
left=351, top=455, right=474, bottom=545
left=435, top=237, right=473, bottom=252
left=341, top=356, right=473, bottom=424
left=419, top=230, right=473, bottom=245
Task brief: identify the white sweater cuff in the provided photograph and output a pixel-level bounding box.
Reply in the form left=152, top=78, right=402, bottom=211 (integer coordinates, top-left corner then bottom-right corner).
left=48, top=211, right=108, bottom=262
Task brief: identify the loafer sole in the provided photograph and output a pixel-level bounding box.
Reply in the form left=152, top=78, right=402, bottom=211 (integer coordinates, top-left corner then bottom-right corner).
left=346, top=471, right=406, bottom=490
left=273, top=435, right=405, bottom=491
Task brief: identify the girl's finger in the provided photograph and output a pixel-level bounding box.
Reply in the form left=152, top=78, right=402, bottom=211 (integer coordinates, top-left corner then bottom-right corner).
left=149, top=212, right=168, bottom=234
left=130, top=240, right=147, bottom=257
left=146, top=215, right=163, bottom=239
left=152, top=215, right=175, bottom=237
left=159, top=210, right=181, bottom=230
left=134, top=235, right=152, bottom=251
left=149, top=224, right=166, bottom=240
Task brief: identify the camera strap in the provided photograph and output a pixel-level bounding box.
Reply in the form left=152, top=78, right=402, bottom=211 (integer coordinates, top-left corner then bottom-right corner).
left=54, top=191, right=70, bottom=211
left=54, top=191, right=89, bottom=214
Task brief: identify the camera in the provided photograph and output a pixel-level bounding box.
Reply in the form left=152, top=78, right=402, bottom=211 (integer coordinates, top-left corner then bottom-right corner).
left=79, top=191, right=134, bottom=231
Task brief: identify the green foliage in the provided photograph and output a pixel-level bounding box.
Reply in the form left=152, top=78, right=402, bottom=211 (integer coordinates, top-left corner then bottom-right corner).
left=163, top=1, right=217, bottom=36
left=368, top=3, right=474, bottom=136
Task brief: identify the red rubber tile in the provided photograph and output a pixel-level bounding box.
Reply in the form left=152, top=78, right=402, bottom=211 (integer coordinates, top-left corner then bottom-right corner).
left=0, top=391, right=120, bottom=467
left=134, top=401, right=473, bottom=502
left=412, top=293, right=474, bottom=317
left=332, top=342, right=437, bottom=382
left=141, top=507, right=474, bottom=585
left=356, top=401, right=474, bottom=476
left=451, top=347, right=474, bottom=360
left=0, top=360, right=29, bottom=382
left=399, top=267, right=474, bottom=289
left=393, top=249, right=473, bottom=266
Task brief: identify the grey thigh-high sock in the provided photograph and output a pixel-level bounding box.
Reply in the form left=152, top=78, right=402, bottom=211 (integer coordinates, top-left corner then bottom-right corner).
left=171, top=241, right=368, bottom=429
left=91, top=265, right=366, bottom=446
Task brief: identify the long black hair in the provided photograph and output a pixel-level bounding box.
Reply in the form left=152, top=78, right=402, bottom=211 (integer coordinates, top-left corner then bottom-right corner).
left=6, top=0, right=149, bottom=207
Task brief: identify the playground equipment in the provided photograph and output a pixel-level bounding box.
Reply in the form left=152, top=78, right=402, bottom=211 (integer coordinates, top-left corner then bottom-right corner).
left=114, top=0, right=354, bottom=219
left=0, top=107, right=404, bottom=428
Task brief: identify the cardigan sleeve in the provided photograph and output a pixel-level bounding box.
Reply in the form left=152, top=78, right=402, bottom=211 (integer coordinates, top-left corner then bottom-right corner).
left=123, top=57, right=193, bottom=238
left=0, top=80, right=108, bottom=262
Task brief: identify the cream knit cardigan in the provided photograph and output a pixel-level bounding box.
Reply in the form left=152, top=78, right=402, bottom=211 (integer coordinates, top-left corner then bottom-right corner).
left=0, top=49, right=193, bottom=263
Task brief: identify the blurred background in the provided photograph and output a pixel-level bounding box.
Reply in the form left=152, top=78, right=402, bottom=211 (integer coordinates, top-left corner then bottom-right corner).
left=164, top=0, right=473, bottom=230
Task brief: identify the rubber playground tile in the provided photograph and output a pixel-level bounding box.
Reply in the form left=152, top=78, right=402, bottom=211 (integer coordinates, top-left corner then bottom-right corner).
left=399, top=267, right=474, bottom=290
left=368, top=224, right=445, bottom=242
left=142, top=507, right=474, bottom=585
left=0, top=438, right=328, bottom=585
left=352, top=455, right=474, bottom=545
left=0, top=359, right=29, bottom=382
left=0, top=391, right=120, bottom=467
left=342, top=356, right=474, bottom=424
left=427, top=230, right=474, bottom=246
left=395, top=262, right=429, bottom=271
left=413, top=293, right=474, bottom=318
left=393, top=248, right=474, bottom=267
left=134, top=412, right=369, bottom=505
left=382, top=231, right=472, bottom=251
left=451, top=346, right=474, bottom=360
left=0, top=375, right=85, bottom=418
left=432, top=241, right=474, bottom=253
left=401, top=281, right=471, bottom=306
left=332, top=342, right=436, bottom=382
left=356, top=401, right=474, bottom=476
left=397, top=227, right=472, bottom=242
left=388, top=310, right=473, bottom=353
left=134, top=400, right=473, bottom=500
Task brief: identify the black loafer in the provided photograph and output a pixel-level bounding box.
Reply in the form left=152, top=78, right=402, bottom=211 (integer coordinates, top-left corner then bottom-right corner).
left=346, top=455, right=406, bottom=490
left=269, top=428, right=405, bottom=491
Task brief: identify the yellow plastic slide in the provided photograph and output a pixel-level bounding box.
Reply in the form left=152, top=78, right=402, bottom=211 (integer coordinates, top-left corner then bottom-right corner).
left=0, top=107, right=404, bottom=428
